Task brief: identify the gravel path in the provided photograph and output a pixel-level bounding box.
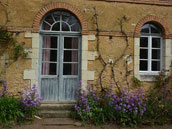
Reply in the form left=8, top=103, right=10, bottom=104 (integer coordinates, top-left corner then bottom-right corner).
left=8, top=118, right=172, bottom=129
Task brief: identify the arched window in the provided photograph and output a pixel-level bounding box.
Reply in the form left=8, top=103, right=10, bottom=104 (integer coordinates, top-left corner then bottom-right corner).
left=41, top=11, right=81, bottom=32
left=39, top=11, right=81, bottom=101
left=140, top=23, right=162, bottom=73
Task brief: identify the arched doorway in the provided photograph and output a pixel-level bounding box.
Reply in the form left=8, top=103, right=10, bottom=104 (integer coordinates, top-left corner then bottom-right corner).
left=39, top=11, right=81, bottom=101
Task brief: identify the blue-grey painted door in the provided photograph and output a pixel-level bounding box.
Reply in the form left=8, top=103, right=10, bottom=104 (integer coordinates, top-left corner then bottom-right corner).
left=39, top=35, right=80, bottom=101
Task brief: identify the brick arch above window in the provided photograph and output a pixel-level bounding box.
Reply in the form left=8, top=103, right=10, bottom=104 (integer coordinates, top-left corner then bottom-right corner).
left=135, top=15, right=171, bottom=38
left=32, top=2, right=88, bottom=34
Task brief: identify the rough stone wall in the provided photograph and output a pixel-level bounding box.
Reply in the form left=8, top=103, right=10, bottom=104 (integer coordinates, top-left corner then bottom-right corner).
left=0, top=0, right=172, bottom=94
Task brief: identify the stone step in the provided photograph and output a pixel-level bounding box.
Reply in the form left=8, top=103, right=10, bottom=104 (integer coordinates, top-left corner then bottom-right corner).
left=39, top=110, right=71, bottom=118
left=39, top=103, right=75, bottom=111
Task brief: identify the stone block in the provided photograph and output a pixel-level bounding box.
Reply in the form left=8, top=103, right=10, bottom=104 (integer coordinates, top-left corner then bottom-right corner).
left=82, top=35, right=88, bottom=51
left=87, top=51, right=98, bottom=61
left=81, top=60, right=88, bottom=70
left=88, top=35, right=96, bottom=41
left=31, top=48, right=39, bottom=59
left=32, top=59, right=39, bottom=69
left=87, top=71, right=94, bottom=80
left=24, top=69, right=36, bottom=80
left=82, top=50, right=88, bottom=60
left=32, top=37, right=39, bottom=49
left=24, top=32, right=32, bottom=38
left=164, top=39, right=172, bottom=56
left=134, top=38, right=139, bottom=56
left=32, top=33, right=39, bottom=38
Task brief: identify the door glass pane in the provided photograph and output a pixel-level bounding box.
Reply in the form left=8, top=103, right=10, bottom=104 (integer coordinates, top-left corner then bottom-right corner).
left=53, top=12, right=60, bottom=21
left=140, top=60, right=148, bottom=71
left=52, top=22, right=60, bottom=31
left=42, top=63, right=57, bottom=75
left=152, top=61, right=160, bottom=71
left=64, top=37, right=78, bottom=49
left=140, top=37, right=148, bottom=47
left=68, top=16, right=77, bottom=25
left=44, top=15, right=54, bottom=25
left=152, top=49, right=160, bottom=59
left=152, top=38, right=160, bottom=48
left=42, top=37, right=58, bottom=49
left=42, top=50, right=57, bottom=62
left=62, top=22, right=70, bottom=31
left=63, top=63, right=78, bottom=75
left=140, top=49, right=148, bottom=59
left=62, top=14, right=70, bottom=22
left=71, top=22, right=81, bottom=32
left=64, top=50, right=78, bottom=62
left=42, top=22, right=50, bottom=30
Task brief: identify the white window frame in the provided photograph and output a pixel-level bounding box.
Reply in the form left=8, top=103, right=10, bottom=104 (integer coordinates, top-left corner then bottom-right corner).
left=139, top=35, right=162, bottom=75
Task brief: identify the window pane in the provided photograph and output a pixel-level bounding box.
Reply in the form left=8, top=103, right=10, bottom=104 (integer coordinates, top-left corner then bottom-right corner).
left=51, top=37, right=58, bottom=48
left=62, top=14, right=70, bottom=22
left=68, top=16, right=77, bottom=25
left=140, top=49, right=148, bottom=59
left=52, top=22, right=60, bottom=31
left=44, top=15, right=54, bottom=25
left=152, top=49, right=160, bottom=59
left=53, top=12, right=60, bottom=21
left=42, top=22, right=50, bottom=30
left=141, top=28, right=149, bottom=33
left=62, top=22, right=70, bottom=31
left=140, top=60, right=148, bottom=71
left=42, top=50, right=57, bottom=62
left=152, top=38, right=160, bottom=48
left=140, top=37, right=148, bottom=47
left=150, top=24, right=161, bottom=34
left=64, top=37, right=78, bottom=49
left=43, top=37, right=58, bottom=49
left=71, top=22, right=81, bottom=32
left=42, top=63, right=57, bottom=75
left=64, top=50, right=78, bottom=62
left=63, top=63, right=78, bottom=75
left=152, top=61, right=160, bottom=71
left=151, top=27, right=160, bottom=34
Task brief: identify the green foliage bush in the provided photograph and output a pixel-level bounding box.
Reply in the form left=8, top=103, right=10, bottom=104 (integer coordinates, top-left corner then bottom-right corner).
left=0, top=82, right=42, bottom=127
left=72, top=83, right=147, bottom=126
left=0, top=96, right=24, bottom=126
left=73, top=75, right=172, bottom=127
left=143, top=72, right=172, bottom=125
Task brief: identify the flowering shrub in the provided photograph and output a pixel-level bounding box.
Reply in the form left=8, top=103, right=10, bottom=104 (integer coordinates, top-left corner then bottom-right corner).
left=74, top=84, right=102, bottom=124
left=20, top=84, right=42, bottom=118
left=144, top=85, right=172, bottom=125
left=0, top=82, right=24, bottom=127
left=0, top=82, right=42, bottom=127
left=107, top=88, right=146, bottom=126
left=73, top=83, right=146, bottom=126
left=0, top=82, right=8, bottom=97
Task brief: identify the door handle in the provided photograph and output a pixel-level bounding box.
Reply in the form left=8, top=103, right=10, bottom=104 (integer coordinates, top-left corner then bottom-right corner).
left=57, top=75, right=59, bottom=80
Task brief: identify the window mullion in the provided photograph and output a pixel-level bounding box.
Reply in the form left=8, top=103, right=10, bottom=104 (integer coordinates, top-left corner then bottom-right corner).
left=149, top=36, right=152, bottom=72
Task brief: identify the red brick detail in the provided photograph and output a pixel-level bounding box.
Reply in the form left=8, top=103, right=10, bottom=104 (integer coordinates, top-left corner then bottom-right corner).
left=32, top=2, right=88, bottom=34
left=135, top=15, right=171, bottom=38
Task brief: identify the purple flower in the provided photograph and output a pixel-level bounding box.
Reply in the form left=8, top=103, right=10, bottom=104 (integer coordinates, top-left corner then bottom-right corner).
left=123, top=104, right=126, bottom=107
left=122, top=108, right=126, bottom=112
left=127, top=105, right=131, bottom=109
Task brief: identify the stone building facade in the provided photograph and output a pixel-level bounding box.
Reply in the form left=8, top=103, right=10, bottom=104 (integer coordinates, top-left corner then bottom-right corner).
left=0, top=0, right=172, bottom=101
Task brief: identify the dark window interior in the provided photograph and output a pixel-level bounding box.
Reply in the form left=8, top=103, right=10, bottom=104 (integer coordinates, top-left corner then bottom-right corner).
left=140, top=60, right=148, bottom=71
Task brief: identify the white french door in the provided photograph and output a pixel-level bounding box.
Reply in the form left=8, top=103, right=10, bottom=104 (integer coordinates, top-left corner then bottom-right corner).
left=39, top=35, right=81, bottom=101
